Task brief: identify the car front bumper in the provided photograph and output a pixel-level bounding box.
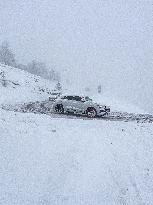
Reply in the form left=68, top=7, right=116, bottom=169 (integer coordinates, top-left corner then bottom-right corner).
left=98, top=108, right=110, bottom=116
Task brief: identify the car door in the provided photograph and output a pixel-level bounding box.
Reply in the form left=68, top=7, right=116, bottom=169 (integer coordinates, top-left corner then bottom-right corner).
left=71, top=96, right=85, bottom=114
left=62, top=96, right=74, bottom=112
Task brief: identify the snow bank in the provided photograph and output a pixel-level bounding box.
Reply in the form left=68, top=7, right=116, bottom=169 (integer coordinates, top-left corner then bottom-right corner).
left=0, top=63, right=56, bottom=105
left=0, top=109, right=153, bottom=205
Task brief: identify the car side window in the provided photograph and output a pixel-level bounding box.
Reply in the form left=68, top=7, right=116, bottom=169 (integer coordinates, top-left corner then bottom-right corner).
left=66, top=96, right=74, bottom=100
left=61, top=96, right=82, bottom=101
left=73, top=96, right=82, bottom=101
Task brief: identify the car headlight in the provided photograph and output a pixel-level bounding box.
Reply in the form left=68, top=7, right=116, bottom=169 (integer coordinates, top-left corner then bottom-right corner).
left=99, top=105, right=105, bottom=109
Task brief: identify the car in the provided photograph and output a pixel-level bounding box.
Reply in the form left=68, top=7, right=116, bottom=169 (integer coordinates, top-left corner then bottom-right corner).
left=52, top=95, right=110, bottom=118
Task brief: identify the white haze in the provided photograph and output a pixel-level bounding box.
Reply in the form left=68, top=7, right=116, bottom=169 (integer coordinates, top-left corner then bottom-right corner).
left=0, top=0, right=152, bottom=113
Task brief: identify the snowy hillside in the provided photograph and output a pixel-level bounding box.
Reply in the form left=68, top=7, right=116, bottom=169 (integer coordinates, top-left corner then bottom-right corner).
left=0, top=63, right=56, bottom=105
left=0, top=109, right=153, bottom=205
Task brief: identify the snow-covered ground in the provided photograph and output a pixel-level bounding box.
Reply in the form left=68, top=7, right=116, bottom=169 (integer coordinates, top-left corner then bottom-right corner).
left=0, top=63, right=55, bottom=105
left=0, top=108, right=153, bottom=205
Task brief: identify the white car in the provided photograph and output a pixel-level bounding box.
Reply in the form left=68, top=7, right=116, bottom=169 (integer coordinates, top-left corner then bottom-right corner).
left=52, top=95, right=110, bottom=118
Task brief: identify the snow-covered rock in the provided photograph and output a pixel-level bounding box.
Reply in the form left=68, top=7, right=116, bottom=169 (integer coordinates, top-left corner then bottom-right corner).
left=0, top=63, right=56, bottom=105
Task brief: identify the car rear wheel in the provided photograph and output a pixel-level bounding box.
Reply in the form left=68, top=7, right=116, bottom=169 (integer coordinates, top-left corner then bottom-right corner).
left=54, top=104, right=64, bottom=114
left=86, top=108, right=97, bottom=118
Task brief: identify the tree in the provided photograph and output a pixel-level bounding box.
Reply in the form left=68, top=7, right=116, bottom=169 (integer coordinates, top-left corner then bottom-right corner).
left=18, top=63, right=28, bottom=71
left=0, top=71, right=7, bottom=87
left=0, top=41, right=16, bottom=67
left=26, top=60, right=60, bottom=82
left=27, top=60, right=48, bottom=77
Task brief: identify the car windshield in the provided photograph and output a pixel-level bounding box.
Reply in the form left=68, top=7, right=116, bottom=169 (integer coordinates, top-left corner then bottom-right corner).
left=85, top=96, right=92, bottom=101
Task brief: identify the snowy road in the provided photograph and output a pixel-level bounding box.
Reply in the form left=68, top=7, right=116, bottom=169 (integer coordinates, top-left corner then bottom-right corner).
left=2, top=101, right=153, bottom=123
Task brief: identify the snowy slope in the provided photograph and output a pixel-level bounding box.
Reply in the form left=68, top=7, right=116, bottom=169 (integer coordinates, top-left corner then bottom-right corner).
left=0, top=109, right=153, bottom=205
left=0, top=63, right=56, bottom=105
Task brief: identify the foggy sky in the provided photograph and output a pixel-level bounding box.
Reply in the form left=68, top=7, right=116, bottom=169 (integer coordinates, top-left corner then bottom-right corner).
left=0, top=0, right=152, bottom=112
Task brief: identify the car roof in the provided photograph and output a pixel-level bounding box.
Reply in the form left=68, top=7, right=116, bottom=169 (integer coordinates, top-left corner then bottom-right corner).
left=61, top=94, right=84, bottom=97
left=60, top=94, right=93, bottom=100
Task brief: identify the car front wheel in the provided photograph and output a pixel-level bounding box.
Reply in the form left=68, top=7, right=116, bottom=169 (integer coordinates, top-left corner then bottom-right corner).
left=54, top=104, right=64, bottom=114
left=86, top=108, right=97, bottom=118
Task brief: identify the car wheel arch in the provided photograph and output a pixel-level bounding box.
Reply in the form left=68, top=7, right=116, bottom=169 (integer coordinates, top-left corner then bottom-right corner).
left=86, top=107, right=97, bottom=116
left=54, top=104, right=64, bottom=113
